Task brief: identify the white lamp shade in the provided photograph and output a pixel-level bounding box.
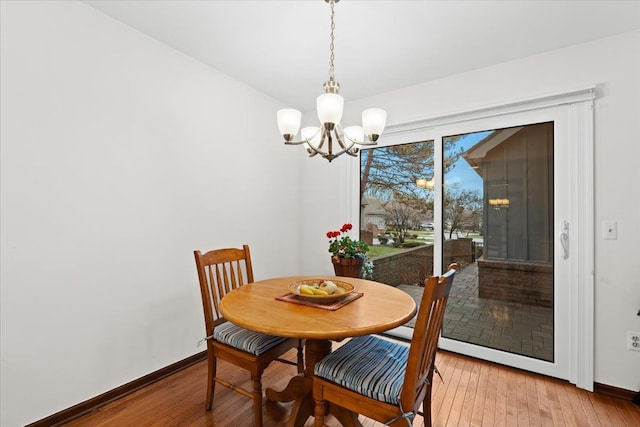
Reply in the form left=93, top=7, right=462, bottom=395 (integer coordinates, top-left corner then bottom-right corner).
left=362, top=108, right=387, bottom=137
left=277, top=109, right=301, bottom=137
left=301, top=126, right=322, bottom=146
left=344, top=126, right=364, bottom=143
left=317, top=93, right=344, bottom=125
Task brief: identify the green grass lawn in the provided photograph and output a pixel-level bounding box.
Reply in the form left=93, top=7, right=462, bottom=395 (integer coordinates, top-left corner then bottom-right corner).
left=368, top=229, right=483, bottom=258
left=367, top=245, right=403, bottom=257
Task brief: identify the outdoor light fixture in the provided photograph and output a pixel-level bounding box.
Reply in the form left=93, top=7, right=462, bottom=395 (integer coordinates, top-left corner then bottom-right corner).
left=489, top=198, right=510, bottom=209
left=276, top=0, right=387, bottom=162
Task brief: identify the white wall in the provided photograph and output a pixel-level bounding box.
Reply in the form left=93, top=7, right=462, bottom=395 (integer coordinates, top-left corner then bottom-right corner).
left=2, top=1, right=638, bottom=426
left=303, top=30, right=640, bottom=392
left=0, top=2, right=302, bottom=426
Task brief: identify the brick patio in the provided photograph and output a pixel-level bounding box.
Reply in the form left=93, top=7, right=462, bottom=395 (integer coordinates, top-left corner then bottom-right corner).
left=398, top=262, right=554, bottom=361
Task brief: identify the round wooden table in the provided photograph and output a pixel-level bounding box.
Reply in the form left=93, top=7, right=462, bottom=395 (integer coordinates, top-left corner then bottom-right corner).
left=220, top=276, right=417, bottom=427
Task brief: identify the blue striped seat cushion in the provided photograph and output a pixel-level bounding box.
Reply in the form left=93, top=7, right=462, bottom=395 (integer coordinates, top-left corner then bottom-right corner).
left=213, top=322, right=287, bottom=355
left=314, top=335, right=409, bottom=405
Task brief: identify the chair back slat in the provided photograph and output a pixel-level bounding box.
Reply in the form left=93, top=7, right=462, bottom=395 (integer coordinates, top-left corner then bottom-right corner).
left=205, top=265, right=221, bottom=323
left=400, top=263, right=457, bottom=413
left=218, top=263, right=228, bottom=298
left=194, top=245, right=254, bottom=335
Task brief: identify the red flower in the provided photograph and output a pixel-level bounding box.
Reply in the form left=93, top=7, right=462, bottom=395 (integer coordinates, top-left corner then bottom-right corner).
left=327, top=223, right=369, bottom=260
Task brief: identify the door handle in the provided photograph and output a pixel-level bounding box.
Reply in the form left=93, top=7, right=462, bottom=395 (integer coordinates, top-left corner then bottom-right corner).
left=559, top=220, right=569, bottom=260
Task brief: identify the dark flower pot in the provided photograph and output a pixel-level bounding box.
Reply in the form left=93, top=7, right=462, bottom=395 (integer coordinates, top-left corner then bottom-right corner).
left=331, top=256, right=364, bottom=278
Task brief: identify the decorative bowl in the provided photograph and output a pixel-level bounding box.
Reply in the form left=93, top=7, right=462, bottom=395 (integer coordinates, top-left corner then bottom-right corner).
left=288, top=279, right=355, bottom=303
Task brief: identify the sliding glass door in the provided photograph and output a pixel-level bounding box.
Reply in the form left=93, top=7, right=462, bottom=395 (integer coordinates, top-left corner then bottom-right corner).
left=359, top=106, right=575, bottom=380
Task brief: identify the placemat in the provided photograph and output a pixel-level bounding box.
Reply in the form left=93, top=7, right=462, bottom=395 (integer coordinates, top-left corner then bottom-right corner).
left=276, top=292, right=364, bottom=311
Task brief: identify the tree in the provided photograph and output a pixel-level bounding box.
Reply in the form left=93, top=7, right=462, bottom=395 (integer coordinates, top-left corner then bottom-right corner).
left=466, top=194, right=483, bottom=235
left=444, top=188, right=483, bottom=239
left=384, top=201, right=413, bottom=246
left=383, top=195, right=428, bottom=246
left=360, top=139, right=463, bottom=202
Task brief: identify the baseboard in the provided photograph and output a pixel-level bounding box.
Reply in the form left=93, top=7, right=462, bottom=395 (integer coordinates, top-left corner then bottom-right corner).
left=23, top=350, right=637, bottom=426
left=594, top=382, right=638, bottom=401
left=26, top=350, right=207, bottom=427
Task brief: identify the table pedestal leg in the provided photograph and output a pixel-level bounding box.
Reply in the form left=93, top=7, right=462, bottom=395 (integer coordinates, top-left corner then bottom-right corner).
left=265, top=339, right=332, bottom=427
left=265, top=374, right=306, bottom=403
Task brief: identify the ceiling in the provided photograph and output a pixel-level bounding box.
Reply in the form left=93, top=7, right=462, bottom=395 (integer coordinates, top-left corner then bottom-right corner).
left=83, top=1, right=640, bottom=112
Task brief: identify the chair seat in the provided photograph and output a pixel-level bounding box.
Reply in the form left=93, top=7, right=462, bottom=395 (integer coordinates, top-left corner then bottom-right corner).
left=314, top=335, right=409, bottom=405
left=214, top=322, right=287, bottom=355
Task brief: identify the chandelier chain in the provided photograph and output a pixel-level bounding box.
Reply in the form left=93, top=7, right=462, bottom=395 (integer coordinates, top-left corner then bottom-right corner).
left=329, top=0, right=336, bottom=81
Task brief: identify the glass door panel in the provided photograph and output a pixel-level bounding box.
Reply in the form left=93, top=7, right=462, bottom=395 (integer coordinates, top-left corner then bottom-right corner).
left=442, top=122, right=554, bottom=361
left=359, top=141, right=435, bottom=333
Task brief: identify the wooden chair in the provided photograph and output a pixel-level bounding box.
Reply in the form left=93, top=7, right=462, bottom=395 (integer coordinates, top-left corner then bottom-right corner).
left=194, top=245, right=304, bottom=426
left=313, top=264, right=457, bottom=427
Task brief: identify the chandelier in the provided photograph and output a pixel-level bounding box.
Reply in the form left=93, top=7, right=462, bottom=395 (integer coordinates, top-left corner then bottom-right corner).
left=276, top=0, right=387, bottom=162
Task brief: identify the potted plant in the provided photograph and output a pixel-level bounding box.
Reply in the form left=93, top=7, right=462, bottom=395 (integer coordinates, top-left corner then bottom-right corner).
left=327, top=223, right=373, bottom=278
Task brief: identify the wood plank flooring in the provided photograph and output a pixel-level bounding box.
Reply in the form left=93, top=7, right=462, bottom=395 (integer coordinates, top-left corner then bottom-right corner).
left=63, top=347, right=640, bottom=427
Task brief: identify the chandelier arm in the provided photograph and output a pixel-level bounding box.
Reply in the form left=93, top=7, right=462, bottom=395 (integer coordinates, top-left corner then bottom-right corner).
left=305, top=131, right=331, bottom=157
left=333, top=128, right=356, bottom=151
left=307, top=129, right=357, bottom=162
left=305, top=141, right=358, bottom=161
left=316, top=128, right=327, bottom=150
left=306, top=144, right=325, bottom=156
left=334, top=123, right=377, bottom=147
left=323, top=128, right=359, bottom=159
left=356, top=140, right=378, bottom=146
left=284, top=127, right=326, bottom=147
left=284, top=139, right=311, bottom=146
left=324, top=145, right=358, bottom=159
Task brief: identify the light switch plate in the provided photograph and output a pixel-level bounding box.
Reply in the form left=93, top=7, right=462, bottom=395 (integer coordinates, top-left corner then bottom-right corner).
left=602, top=221, right=617, bottom=240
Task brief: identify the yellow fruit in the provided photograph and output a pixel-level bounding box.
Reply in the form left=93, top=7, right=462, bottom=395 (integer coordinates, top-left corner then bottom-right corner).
left=311, top=288, right=329, bottom=296
left=299, top=285, right=314, bottom=295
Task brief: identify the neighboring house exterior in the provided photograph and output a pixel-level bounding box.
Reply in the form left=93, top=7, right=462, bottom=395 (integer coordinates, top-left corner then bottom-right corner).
left=361, top=195, right=387, bottom=235
left=462, top=122, right=554, bottom=307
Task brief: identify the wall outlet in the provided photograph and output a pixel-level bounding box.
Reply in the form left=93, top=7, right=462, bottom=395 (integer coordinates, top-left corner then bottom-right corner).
left=628, top=331, right=640, bottom=352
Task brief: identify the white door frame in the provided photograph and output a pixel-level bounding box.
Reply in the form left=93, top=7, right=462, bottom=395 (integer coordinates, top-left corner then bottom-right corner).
left=346, top=87, right=595, bottom=390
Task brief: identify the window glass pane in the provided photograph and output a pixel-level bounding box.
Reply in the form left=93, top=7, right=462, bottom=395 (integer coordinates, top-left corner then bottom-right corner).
left=359, top=141, right=435, bottom=324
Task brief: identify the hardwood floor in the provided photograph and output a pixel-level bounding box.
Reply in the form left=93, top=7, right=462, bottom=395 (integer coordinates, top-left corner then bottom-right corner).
left=63, top=347, right=639, bottom=427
